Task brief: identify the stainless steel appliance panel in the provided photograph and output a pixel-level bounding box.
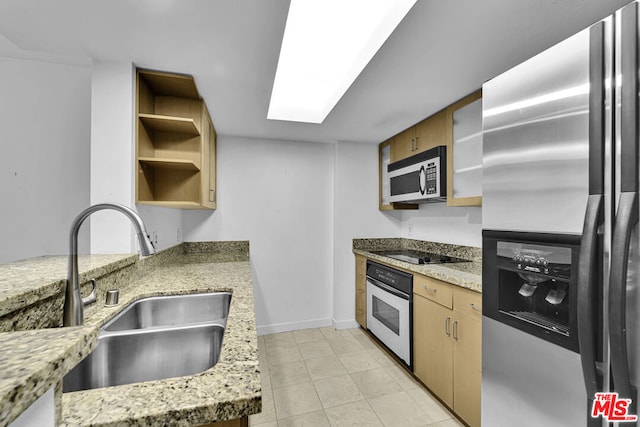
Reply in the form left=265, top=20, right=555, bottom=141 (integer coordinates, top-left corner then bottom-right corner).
left=482, top=28, right=591, bottom=234
left=483, top=317, right=587, bottom=427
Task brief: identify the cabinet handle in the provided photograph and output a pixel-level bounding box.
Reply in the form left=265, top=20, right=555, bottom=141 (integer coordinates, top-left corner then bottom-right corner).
left=452, top=320, right=458, bottom=340
left=423, top=285, right=437, bottom=294
left=414, top=137, right=419, bottom=150
left=445, top=317, right=451, bottom=336
left=209, top=189, right=215, bottom=203
left=470, top=303, right=481, bottom=312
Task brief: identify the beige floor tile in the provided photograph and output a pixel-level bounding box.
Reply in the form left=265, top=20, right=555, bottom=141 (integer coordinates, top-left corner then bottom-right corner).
left=351, top=332, right=379, bottom=350
left=293, top=328, right=326, bottom=344
left=314, top=374, right=364, bottom=408
left=266, top=343, right=303, bottom=366
left=249, top=387, right=276, bottom=425
left=260, top=367, right=272, bottom=391
left=338, top=350, right=382, bottom=373
left=368, top=390, right=432, bottom=427
left=270, top=360, right=311, bottom=388
left=406, top=387, right=453, bottom=423
left=273, top=382, right=323, bottom=419
left=278, top=409, right=331, bottom=427
left=298, top=339, right=335, bottom=360
left=327, top=336, right=364, bottom=355
left=426, top=418, right=465, bottom=427
left=386, top=364, right=420, bottom=390
left=248, top=421, right=277, bottom=427
left=347, top=327, right=367, bottom=337
left=350, top=367, right=402, bottom=399
left=319, top=326, right=352, bottom=339
left=324, top=400, right=383, bottom=426
left=367, top=347, right=398, bottom=367
left=264, top=331, right=297, bottom=348
left=305, top=354, right=348, bottom=380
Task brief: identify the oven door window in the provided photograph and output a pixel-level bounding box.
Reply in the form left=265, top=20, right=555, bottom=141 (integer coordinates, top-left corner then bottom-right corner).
left=372, top=295, right=400, bottom=335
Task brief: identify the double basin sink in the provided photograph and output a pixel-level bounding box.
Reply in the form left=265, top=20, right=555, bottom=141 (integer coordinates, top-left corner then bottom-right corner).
left=63, top=292, right=231, bottom=393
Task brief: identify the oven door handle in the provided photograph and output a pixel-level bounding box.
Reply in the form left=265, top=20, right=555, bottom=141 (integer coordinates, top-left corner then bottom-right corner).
left=367, top=277, right=410, bottom=301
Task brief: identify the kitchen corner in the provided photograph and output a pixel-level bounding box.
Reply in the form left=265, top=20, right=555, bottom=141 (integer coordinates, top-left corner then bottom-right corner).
left=0, top=241, right=261, bottom=427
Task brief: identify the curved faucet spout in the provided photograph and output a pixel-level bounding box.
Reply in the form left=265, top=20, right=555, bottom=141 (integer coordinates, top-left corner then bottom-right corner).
left=63, top=203, right=155, bottom=327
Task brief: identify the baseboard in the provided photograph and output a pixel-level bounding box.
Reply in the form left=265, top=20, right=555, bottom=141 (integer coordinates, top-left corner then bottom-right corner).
left=257, top=317, right=332, bottom=336
left=332, top=318, right=359, bottom=330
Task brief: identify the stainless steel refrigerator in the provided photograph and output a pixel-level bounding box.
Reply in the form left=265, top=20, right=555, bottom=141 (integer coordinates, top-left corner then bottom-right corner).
left=482, top=2, right=640, bottom=425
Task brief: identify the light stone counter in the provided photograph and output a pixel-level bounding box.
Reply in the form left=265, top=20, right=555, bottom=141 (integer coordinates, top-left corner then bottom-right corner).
left=353, top=238, right=482, bottom=293
left=0, top=242, right=260, bottom=427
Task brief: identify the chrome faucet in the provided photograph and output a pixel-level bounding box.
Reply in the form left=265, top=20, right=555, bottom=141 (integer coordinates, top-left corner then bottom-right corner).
left=63, top=203, right=155, bottom=326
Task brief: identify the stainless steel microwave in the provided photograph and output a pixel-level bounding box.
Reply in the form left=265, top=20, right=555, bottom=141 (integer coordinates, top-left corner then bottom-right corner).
left=388, top=145, right=447, bottom=203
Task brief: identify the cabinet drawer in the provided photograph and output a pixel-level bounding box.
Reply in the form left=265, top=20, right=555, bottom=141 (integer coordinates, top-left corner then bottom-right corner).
left=453, top=287, right=482, bottom=320
left=413, top=274, right=453, bottom=309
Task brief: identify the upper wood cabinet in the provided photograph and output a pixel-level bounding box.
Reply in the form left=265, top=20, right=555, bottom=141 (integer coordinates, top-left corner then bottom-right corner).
left=446, top=90, right=483, bottom=207
left=135, top=69, right=217, bottom=209
left=390, top=109, right=447, bottom=163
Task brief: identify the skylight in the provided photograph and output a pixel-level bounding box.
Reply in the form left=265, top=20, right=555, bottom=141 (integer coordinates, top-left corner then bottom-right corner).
left=267, top=0, right=417, bottom=124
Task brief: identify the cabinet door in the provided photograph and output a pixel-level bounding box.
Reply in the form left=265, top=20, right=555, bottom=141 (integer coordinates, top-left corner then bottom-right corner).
left=355, top=255, right=367, bottom=328
left=415, top=109, right=447, bottom=153
left=453, top=311, right=481, bottom=427
left=413, top=294, right=454, bottom=407
left=446, top=90, right=483, bottom=207
left=390, top=127, right=416, bottom=162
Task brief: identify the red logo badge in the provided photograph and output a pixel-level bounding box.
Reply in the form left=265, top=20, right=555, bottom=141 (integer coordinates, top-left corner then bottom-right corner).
left=591, top=392, right=638, bottom=422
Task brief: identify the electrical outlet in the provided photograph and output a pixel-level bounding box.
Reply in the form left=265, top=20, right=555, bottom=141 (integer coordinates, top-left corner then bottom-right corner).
left=151, top=231, right=158, bottom=245
left=177, top=228, right=182, bottom=242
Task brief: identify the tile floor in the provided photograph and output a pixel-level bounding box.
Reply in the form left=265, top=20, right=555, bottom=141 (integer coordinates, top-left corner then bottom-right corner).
left=250, top=326, right=464, bottom=427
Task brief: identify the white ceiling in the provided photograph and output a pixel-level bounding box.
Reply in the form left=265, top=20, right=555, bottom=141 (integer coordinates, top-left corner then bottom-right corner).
left=0, top=0, right=631, bottom=144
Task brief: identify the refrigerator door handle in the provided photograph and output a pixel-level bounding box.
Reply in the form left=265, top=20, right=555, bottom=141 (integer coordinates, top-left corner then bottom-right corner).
left=609, top=191, right=639, bottom=414
left=578, top=194, right=603, bottom=403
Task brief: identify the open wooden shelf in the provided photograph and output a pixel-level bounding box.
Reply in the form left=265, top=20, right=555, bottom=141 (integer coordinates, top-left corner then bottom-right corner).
left=139, top=113, right=200, bottom=136
left=138, top=157, right=200, bottom=171
left=136, top=69, right=216, bottom=210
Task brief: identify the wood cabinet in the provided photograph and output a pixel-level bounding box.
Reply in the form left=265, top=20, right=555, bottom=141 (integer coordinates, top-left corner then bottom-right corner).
left=390, top=109, right=448, bottom=163
left=446, top=90, right=483, bottom=207
left=413, top=274, right=482, bottom=427
left=355, top=255, right=367, bottom=328
left=135, top=69, right=217, bottom=209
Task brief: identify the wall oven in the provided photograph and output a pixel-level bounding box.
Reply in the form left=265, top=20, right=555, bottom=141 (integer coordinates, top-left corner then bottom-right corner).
left=366, top=260, right=413, bottom=369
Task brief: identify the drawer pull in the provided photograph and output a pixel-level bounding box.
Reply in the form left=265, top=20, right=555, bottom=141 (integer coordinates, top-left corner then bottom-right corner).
left=423, top=285, right=437, bottom=294
left=445, top=317, right=451, bottom=336
left=452, top=320, right=458, bottom=340
left=470, top=303, right=482, bottom=312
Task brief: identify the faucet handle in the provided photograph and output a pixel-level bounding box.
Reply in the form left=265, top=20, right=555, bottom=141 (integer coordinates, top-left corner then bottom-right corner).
left=82, top=279, right=97, bottom=306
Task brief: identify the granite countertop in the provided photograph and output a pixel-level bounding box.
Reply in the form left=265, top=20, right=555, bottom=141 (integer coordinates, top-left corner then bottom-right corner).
left=0, top=242, right=260, bottom=427
left=353, top=238, right=482, bottom=293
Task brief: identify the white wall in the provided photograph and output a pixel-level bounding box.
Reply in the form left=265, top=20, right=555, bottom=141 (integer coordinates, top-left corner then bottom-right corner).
left=89, top=60, right=182, bottom=254
left=182, top=135, right=335, bottom=334
left=401, top=205, right=482, bottom=247
left=0, top=56, right=91, bottom=263
left=332, top=142, right=403, bottom=328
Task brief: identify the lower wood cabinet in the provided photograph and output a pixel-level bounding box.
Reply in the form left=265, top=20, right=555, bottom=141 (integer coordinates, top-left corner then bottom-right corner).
left=413, top=274, right=482, bottom=427
left=355, top=255, right=367, bottom=328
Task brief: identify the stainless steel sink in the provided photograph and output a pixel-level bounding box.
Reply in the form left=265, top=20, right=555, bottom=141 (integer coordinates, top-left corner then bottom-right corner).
left=63, top=292, right=232, bottom=393
left=102, top=292, right=231, bottom=332
left=63, top=324, right=224, bottom=392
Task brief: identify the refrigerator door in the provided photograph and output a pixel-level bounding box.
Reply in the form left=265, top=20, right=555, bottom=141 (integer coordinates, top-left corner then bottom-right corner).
left=482, top=27, right=590, bottom=235
left=609, top=1, right=640, bottom=419
left=483, top=317, right=587, bottom=426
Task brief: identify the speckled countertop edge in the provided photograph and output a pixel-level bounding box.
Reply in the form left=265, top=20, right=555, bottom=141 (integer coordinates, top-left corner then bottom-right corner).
left=0, top=241, right=260, bottom=427
left=353, top=238, right=482, bottom=293
left=0, top=254, right=138, bottom=318
left=0, top=326, right=98, bottom=427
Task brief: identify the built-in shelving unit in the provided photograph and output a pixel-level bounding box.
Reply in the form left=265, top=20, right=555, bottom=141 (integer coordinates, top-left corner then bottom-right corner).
left=135, top=69, right=217, bottom=209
